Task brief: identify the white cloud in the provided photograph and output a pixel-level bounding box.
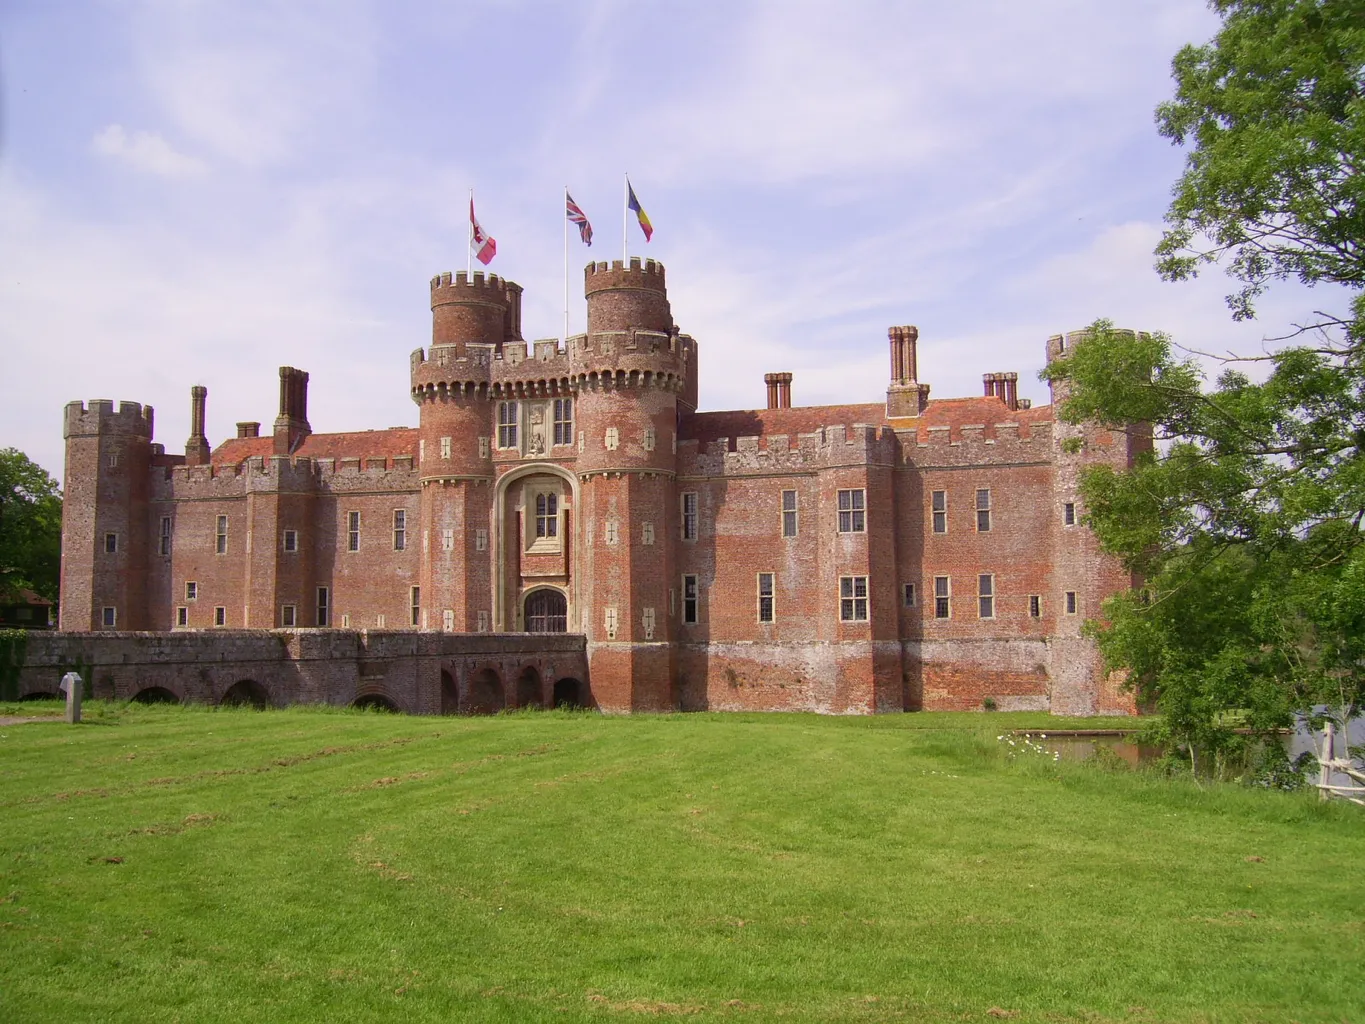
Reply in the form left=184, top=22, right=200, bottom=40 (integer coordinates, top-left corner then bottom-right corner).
left=91, top=124, right=207, bottom=178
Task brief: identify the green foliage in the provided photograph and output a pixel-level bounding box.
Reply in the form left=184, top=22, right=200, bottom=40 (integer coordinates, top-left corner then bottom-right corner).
left=0, top=628, right=28, bottom=702
left=1155, top=0, right=1365, bottom=335
left=0, top=448, right=62, bottom=603
left=1045, top=320, right=1365, bottom=755
left=0, top=710, right=1360, bottom=1022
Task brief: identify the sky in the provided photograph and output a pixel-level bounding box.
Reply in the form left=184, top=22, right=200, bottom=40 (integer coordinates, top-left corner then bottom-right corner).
left=0, top=0, right=1351, bottom=484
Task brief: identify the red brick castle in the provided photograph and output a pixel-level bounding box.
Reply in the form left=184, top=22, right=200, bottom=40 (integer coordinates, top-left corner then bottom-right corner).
left=57, top=259, right=1143, bottom=714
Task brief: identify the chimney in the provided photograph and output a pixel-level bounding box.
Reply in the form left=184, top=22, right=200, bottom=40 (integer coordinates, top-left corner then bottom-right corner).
left=237, top=421, right=261, bottom=438
left=273, top=367, right=312, bottom=455
left=886, top=325, right=929, bottom=417
left=764, top=372, right=793, bottom=409
left=185, top=385, right=210, bottom=466
left=1003, top=372, right=1019, bottom=411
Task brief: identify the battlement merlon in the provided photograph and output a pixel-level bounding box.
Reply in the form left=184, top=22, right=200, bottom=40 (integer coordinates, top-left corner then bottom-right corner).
left=430, top=270, right=524, bottom=348
left=429, top=270, right=520, bottom=301
left=584, top=257, right=667, bottom=294
left=64, top=400, right=154, bottom=440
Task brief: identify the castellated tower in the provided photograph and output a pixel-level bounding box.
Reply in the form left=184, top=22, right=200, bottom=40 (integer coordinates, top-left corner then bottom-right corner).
left=576, top=258, right=692, bottom=709
left=60, top=400, right=154, bottom=630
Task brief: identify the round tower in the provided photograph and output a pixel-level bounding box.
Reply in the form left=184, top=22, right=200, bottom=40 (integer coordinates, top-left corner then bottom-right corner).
left=584, top=258, right=672, bottom=334
left=429, top=271, right=523, bottom=354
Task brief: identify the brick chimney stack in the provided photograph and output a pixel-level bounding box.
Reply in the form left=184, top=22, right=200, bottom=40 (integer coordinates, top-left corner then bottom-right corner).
left=764, top=372, right=793, bottom=409
left=886, top=325, right=929, bottom=417
left=185, top=385, right=210, bottom=466
left=273, top=367, right=311, bottom=455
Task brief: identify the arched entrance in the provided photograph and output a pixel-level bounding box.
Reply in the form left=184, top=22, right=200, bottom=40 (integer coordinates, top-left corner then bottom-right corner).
left=132, top=686, right=180, bottom=705
left=440, top=669, right=459, bottom=715
left=524, top=589, right=567, bottom=633
left=515, top=666, right=542, bottom=708
left=466, top=668, right=504, bottom=715
left=553, top=677, right=585, bottom=709
left=221, top=679, right=269, bottom=709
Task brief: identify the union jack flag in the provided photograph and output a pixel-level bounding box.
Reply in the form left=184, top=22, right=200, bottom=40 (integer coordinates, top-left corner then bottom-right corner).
left=566, top=191, right=593, bottom=246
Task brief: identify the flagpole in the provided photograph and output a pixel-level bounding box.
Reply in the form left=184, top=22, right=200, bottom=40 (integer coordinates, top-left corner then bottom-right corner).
left=623, top=173, right=629, bottom=263
left=467, top=188, right=473, bottom=279
left=563, top=186, right=569, bottom=344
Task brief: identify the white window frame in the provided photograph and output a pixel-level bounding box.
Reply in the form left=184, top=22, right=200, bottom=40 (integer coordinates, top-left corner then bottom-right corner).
left=392, top=509, right=407, bottom=551
left=102, top=606, right=116, bottom=628
left=1064, top=502, right=1077, bottom=526
left=682, top=574, right=699, bottom=624
left=1029, top=594, right=1042, bottom=618
left=976, top=489, right=992, bottom=533
left=282, top=529, right=298, bottom=553
left=104, top=532, right=118, bottom=554
left=839, top=576, right=868, bottom=621
left=185, top=581, right=198, bottom=602
left=903, top=583, right=916, bottom=608
left=214, top=606, right=226, bottom=627
left=281, top=604, right=297, bottom=628
left=553, top=398, right=573, bottom=446
left=978, top=573, right=995, bottom=619
left=781, top=489, right=798, bottom=538
left=1065, top=591, right=1078, bottom=615
left=931, top=490, right=947, bottom=534
left=837, top=489, right=865, bottom=533
left=757, top=572, right=775, bottom=623
left=159, top=515, right=172, bottom=556
left=934, top=576, right=951, bottom=619
left=216, top=514, right=228, bottom=554
left=681, top=492, right=698, bottom=541
left=317, top=586, right=330, bottom=627
left=498, top=401, right=519, bottom=449
left=176, top=606, right=188, bottom=627
left=347, top=510, right=360, bottom=552
left=410, top=586, right=421, bottom=627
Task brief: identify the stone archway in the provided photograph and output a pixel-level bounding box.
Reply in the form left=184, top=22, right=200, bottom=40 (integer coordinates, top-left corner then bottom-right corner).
left=132, top=686, right=180, bottom=705
left=221, top=679, right=270, bottom=709
left=466, top=668, right=504, bottom=715
left=524, top=589, right=567, bottom=633
left=553, top=677, right=585, bottom=709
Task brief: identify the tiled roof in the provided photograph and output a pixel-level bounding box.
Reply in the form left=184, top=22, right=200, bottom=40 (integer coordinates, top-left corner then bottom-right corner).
left=211, top=428, right=419, bottom=467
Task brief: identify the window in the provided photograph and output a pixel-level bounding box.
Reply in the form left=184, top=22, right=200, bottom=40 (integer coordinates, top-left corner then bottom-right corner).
left=837, top=489, right=865, bottom=533
left=107, top=452, right=119, bottom=469
left=498, top=401, right=519, bottom=448
left=214, top=606, right=226, bottom=627
left=475, top=528, right=488, bottom=552
left=642, top=521, right=655, bottom=546
left=642, top=606, right=656, bottom=640
left=1064, top=502, right=1076, bottom=526
left=934, top=576, right=950, bottom=619
left=782, top=490, right=798, bottom=537
left=410, top=586, right=421, bottom=627
left=185, top=581, right=198, bottom=602
left=839, top=576, right=869, bottom=621
left=442, top=609, right=455, bottom=631
left=758, top=573, right=775, bottom=623
left=216, top=515, right=228, bottom=554
left=681, top=492, right=698, bottom=541
left=441, top=529, right=454, bottom=551
left=605, top=426, right=619, bottom=450
left=604, top=606, right=619, bottom=639
left=976, top=489, right=992, bottom=532
left=478, top=437, right=490, bottom=459
left=281, top=605, right=297, bottom=628
left=605, top=519, right=619, bottom=545
left=317, top=587, right=329, bottom=627
left=176, top=606, right=188, bottom=627
left=553, top=399, right=573, bottom=445
left=102, top=606, right=116, bottom=628
left=903, top=583, right=916, bottom=608
left=1065, top=591, right=1078, bottom=615
left=347, top=511, right=360, bottom=552
left=159, top=516, right=172, bottom=556
left=104, top=532, right=118, bottom=554
left=477, top=610, right=489, bottom=632
left=1029, top=595, right=1041, bottom=618
left=440, top=436, right=451, bottom=459
left=392, top=509, right=407, bottom=551
left=283, top=529, right=298, bottom=552
left=978, top=574, right=995, bottom=618
left=535, top=493, right=559, bottom=538
left=644, top=426, right=656, bottom=451
left=682, top=574, right=699, bottom=624
left=376, top=614, right=386, bottom=628
left=932, top=490, right=947, bottom=534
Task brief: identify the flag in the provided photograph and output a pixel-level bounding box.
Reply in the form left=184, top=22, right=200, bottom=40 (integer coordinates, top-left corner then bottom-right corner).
left=470, top=197, right=496, bottom=265
left=566, top=191, right=593, bottom=246
left=626, top=178, right=653, bottom=242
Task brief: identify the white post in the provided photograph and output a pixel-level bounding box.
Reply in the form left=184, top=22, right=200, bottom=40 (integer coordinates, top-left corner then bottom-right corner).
left=467, top=188, right=473, bottom=280
left=60, top=672, right=82, bottom=724
left=1320, top=719, right=1335, bottom=801
left=623, top=172, right=629, bottom=263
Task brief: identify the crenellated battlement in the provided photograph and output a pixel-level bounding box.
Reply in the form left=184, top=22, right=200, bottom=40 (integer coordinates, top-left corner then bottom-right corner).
left=902, top=419, right=1055, bottom=469
left=430, top=270, right=517, bottom=300
left=678, top=423, right=899, bottom=477
left=584, top=257, right=667, bottom=293
left=64, top=399, right=154, bottom=440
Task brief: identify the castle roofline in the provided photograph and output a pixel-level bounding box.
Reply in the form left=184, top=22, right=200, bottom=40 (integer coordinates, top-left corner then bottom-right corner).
left=211, top=427, right=418, bottom=468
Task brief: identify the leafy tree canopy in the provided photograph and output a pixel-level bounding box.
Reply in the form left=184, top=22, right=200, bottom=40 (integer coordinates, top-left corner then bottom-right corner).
left=1155, top=0, right=1365, bottom=335
left=0, top=449, right=62, bottom=604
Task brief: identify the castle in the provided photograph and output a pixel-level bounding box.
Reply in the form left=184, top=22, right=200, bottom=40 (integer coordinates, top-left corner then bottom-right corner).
left=54, top=259, right=1144, bottom=715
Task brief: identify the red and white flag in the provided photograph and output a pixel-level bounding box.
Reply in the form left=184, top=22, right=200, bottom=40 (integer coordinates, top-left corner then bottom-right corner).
left=470, top=197, right=496, bottom=265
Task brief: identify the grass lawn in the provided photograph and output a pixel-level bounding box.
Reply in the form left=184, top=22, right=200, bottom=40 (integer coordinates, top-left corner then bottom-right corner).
left=0, top=704, right=1361, bottom=1023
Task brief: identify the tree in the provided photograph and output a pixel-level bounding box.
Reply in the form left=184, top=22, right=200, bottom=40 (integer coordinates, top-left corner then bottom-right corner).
left=1039, top=2, right=1365, bottom=767
left=0, top=449, right=62, bottom=604
left=1155, top=0, right=1365, bottom=337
